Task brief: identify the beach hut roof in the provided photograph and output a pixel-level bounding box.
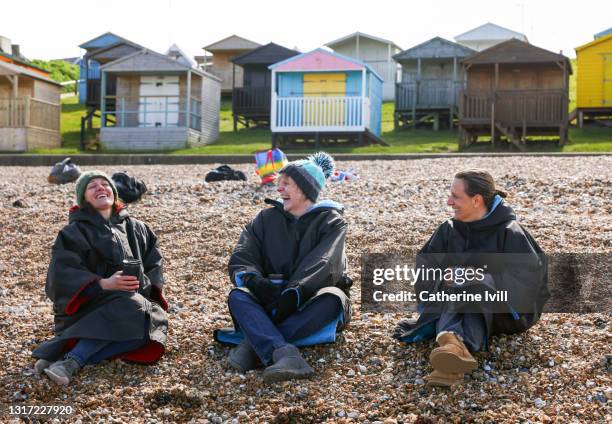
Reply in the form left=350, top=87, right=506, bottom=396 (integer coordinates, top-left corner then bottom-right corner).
left=79, top=32, right=138, bottom=50
left=455, top=22, right=528, bottom=43
left=269, top=48, right=383, bottom=81
left=393, top=37, right=475, bottom=61
left=0, top=60, right=60, bottom=86
left=325, top=32, right=401, bottom=51
left=462, top=39, right=571, bottom=72
left=100, top=49, right=221, bottom=81
left=576, top=33, right=612, bottom=52
left=594, top=27, right=612, bottom=39
left=231, top=43, right=299, bottom=66
left=203, top=35, right=260, bottom=52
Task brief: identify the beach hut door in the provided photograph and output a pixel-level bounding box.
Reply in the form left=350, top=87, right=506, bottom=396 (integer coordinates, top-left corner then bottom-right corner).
left=604, top=54, right=612, bottom=105
left=139, top=76, right=180, bottom=127
left=303, top=73, right=346, bottom=126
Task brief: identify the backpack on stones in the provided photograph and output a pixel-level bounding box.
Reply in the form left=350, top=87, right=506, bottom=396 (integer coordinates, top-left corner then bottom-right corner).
left=48, top=157, right=81, bottom=185
left=205, top=165, right=247, bottom=182
left=112, top=172, right=148, bottom=203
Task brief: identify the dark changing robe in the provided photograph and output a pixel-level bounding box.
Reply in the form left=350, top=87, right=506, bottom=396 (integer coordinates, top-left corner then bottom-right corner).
left=394, top=200, right=549, bottom=345
left=32, top=205, right=168, bottom=363
left=214, top=199, right=352, bottom=344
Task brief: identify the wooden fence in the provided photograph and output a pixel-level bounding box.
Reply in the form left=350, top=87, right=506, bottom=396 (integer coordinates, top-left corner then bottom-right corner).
left=460, top=90, right=566, bottom=125
left=0, top=97, right=60, bottom=131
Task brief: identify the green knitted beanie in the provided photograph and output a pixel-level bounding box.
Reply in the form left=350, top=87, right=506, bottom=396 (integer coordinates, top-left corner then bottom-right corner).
left=75, top=170, right=118, bottom=207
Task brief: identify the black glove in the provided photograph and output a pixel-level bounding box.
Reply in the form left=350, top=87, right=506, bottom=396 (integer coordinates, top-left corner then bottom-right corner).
left=268, top=287, right=301, bottom=323
left=243, top=274, right=282, bottom=305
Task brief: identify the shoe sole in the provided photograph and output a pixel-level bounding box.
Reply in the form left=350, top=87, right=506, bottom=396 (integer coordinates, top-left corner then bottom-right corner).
left=44, top=368, right=69, bottom=386
left=228, top=356, right=256, bottom=373
left=34, top=360, right=51, bottom=376
left=430, top=351, right=477, bottom=374
left=425, top=377, right=461, bottom=387
left=263, top=368, right=314, bottom=384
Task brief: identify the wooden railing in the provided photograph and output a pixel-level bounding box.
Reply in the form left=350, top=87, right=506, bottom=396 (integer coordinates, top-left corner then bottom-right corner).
left=396, top=80, right=465, bottom=111
left=459, top=90, right=566, bottom=125
left=272, top=96, right=368, bottom=132
left=233, top=86, right=271, bottom=115
left=0, top=97, right=60, bottom=131
left=103, top=95, right=202, bottom=131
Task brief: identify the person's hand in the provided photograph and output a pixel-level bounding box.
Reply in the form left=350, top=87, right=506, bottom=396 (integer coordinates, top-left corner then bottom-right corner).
left=268, top=288, right=300, bottom=323
left=99, top=271, right=139, bottom=292
left=244, top=274, right=282, bottom=305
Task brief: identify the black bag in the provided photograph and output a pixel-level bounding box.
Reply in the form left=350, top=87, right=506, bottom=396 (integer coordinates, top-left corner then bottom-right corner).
left=112, top=172, right=148, bottom=203
left=205, top=165, right=247, bottom=182
left=47, top=157, right=81, bottom=184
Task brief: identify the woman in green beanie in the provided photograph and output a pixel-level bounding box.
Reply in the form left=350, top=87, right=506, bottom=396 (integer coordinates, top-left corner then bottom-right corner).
left=215, top=152, right=352, bottom=383
left=32, top=171, right=169, bottom=386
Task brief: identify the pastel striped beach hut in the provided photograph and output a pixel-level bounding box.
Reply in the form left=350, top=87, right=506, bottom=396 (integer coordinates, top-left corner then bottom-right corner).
left=269, top=49, right=386, bottom=147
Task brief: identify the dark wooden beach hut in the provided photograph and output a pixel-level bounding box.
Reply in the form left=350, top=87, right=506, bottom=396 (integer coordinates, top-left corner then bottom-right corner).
left=458, top=39, right=571, bottom=149
left=393, top=37, right=475, bottom=130
left=230, top=43, right=298, bottom=130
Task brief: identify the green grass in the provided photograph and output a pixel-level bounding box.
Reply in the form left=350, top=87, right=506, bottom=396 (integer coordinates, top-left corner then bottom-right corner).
left=29, top=92, right=611, bottom=155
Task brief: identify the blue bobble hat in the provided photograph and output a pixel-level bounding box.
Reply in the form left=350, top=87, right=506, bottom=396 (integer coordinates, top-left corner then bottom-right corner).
left=279, top=152, right=335, bottom=202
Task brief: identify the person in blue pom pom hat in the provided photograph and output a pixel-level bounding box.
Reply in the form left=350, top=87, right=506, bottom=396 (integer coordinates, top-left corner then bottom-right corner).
left=214, top=152, right=353, bottom=383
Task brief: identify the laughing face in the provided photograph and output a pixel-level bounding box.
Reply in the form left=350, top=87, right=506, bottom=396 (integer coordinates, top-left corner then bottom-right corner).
left=277, top=174, right=311, bottom=217
left=84, top=177, right=115, bottom=211
left=447, top=178, right=486, bottom=222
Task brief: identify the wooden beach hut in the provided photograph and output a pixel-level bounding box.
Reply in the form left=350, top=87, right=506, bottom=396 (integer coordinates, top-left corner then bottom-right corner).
left=78, top=32, right=143, bottom=107
left=393, top=37, right=475, bottom=130
left=78, top=33, right=144, bottom=138
left=202, top=35, right=260, bottom=94
left=98, top=49, right=221, bottom=150
left=574, top=30, right=612, bottom=126
left=455, top=22, right=528, bottom=52
left=458, top=39, right=571, bottom=149
left=269, top=49, right=386, bottom=148
left=230, top=43, right=299, bottom=130
left=325, top=32, right=401, bottom=101
left=0, top=53, right=61, bottom=151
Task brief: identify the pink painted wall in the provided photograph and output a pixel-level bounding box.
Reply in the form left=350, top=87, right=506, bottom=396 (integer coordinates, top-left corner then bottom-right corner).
left=273, top=50, right=363, bottom=72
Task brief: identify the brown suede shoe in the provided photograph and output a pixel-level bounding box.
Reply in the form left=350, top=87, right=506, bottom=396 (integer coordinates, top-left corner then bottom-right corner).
left=429, top=332, right=478, bottom=374
left=424, top=369, right=464, bottom=387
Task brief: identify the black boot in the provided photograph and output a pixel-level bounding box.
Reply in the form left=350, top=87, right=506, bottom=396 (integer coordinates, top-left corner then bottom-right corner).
left=263, top=344, right=314, bottom=383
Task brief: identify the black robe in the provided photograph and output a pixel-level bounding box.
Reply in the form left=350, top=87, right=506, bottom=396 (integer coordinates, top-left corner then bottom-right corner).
left=394, top=200, right=549, bottom=344
left=32, top=205, right=168, bottom=363
left=214, top=199, right=352, bottom=345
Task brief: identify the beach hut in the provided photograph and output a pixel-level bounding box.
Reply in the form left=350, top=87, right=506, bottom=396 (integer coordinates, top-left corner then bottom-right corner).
left=325, top=32, right=401, bottom=101
left=458, top=39, right=571, bottom=149
left=455, top=23, right=528, bottom=52
left=98, top=49, right=221, bottom=150
left=269, top=49, right=386, bottom=147
left=230, top=42, right=299, bottom=130
left=393, top=37, right=475, bottom=130
left=78, top=32, right=143, bottom=106
left=202, top=35, right=260, bottom=94
left=574, top=31, right=612, bottom=126
left=0, top=54, right=61, bottom=151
